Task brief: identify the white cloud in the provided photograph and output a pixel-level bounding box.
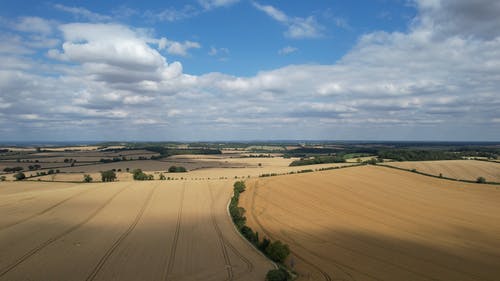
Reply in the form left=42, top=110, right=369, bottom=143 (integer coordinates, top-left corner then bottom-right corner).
left=13, top=17, right=54, bottom=34
left=1, top=0, right=500, bottom=140
left=146, top=0, right=237, bottom=22
left=146, top=5, right=199, bottom=22
left=54, top=4, right=112, bottom=22
left=198, top=0, right=239, bottom=10
left=285, top=17, right=323, bottom=39
left=159, top=37, right=201, bottom=56
left=414, top=0, right=500, bottom=39
left=46, top=23, right=185, bottom=85
left=0, top=34, right=33, bottom=54
left=0, top=97, right=12, bottom=109
left=252, top=2, right=323, bottom=39
left=208, top=46, right=229, bottom=60
left=278, top=46, right=297, bottom=55
left=252, top=2, right=287, bottom=22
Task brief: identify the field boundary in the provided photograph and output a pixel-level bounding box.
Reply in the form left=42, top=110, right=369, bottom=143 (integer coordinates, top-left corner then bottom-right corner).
left=259, top=163, right=365, bottom=178
left=377, top=163, right=500, bottom=185
left=225, top=188, right=279, bottom=271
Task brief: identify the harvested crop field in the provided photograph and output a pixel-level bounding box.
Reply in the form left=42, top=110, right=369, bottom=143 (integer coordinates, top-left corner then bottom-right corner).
left=0, top=180, right=273, bottom=281
left=382, top=160, right=500, bottom=182
left=240, top=165, right=500, bottom=281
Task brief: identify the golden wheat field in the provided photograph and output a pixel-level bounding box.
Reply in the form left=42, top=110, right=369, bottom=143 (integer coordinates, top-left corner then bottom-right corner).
left=240, top=165, right=500, bottom=281
left=0, top=180, right=273, bottom=281
left=383, top=160, right=500, bottom=182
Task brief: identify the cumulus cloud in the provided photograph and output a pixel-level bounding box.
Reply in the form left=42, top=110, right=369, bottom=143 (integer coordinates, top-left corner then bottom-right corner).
left=252, top=2, right=323, bottom=39
left=414, top=0, right=500, bottom=40
left=158, top=37, right=201, bottom=57
left=1, top=0, right=499, bottom=140
left=47, top=23, right=183, bottom=84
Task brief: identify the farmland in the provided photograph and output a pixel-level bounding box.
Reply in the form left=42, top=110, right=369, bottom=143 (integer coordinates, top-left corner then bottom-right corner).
left=1, top=142, right=500, bottom=281
left=0, top=180, right=273, bottom=281
left=240, top=165, right=500, bottom=281
left=382, top=160, right=500, bottom=183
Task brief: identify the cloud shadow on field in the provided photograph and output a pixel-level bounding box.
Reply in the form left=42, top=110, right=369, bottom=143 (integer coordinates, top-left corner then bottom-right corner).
left=284, top=228, right=500, bottom=281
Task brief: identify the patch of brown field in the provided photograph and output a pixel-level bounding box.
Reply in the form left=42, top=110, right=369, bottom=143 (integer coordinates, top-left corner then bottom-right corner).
left=345, top=156, right=376, bottom=163
left=382, top=160, right=500, bottom=182
left=15, top=155, right=354, bottom=182
left=0, top=161, right=73, bottom=172
left=0, top=180, right=273, bottom=280
left=240, top=165, right=500, bottom=281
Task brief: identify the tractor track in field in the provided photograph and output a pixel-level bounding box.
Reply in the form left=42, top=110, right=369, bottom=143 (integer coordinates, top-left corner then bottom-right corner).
left=250, top=181, right=338, bottom=281
left=208, top=183, right=234, bottom=280
left=0, top=186, right=128, bottom=278
left=0, top=186, right=98, bottom=232
left=86, top=183, right=158, bottom=281
left=163, top=182, right=186, bottom=281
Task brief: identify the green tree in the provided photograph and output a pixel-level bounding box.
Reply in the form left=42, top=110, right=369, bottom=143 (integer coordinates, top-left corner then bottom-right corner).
left=265, top=241, right=290, bottom=263
left=159, top=173, right=166, bottom=180
left=132, top=169, right=154, bottom=180
left=101, top=170, right=117, bottom=182
left=240, top=225, right=259, bottom=245
left=233, top=181, right=246, bottom=193
left=14, top=172, right=26, bottom=181
left=266, top=269, right=289, bottom=281
left=168, top=166, right=187, bottom=173
left=476, top=176, right=486, bottom=183
left=83, top=174, right=93, bottom=183
left=259, top=237, right=271, bottom=252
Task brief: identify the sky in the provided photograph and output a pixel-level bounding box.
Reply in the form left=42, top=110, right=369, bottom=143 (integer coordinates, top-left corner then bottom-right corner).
left=0, top=0, right=499, bottom=141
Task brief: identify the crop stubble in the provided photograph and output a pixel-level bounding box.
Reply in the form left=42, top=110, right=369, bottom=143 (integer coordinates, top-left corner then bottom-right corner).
left=0, top=180, right=272, bottom=281
left=240, top=165, right=500, bottom=281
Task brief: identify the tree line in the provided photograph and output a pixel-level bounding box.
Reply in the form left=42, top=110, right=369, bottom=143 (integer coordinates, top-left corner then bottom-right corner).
left=229, top=181, right=292, bottom=281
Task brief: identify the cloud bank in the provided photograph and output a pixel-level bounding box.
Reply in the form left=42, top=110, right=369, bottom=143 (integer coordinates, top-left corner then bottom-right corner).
left=0, top=0, right=499, bottom=141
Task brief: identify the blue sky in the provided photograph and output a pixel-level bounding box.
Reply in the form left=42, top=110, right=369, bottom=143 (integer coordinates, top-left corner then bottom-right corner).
left=0, top=0, right=499, bottom=141
left=0, top=0, right=416, bottom=76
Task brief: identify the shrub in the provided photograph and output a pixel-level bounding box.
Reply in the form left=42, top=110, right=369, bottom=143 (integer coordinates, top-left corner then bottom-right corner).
left=159, top=173, right=166, bottom=180
left=83, top=174, right=93, bottom=183
left=0, top=175, right=6, bottom=181
left=101, top=170, right=117, bottom=182
left=168, top=166, right=187, bottom=173
left=265, top=241, right=290, bottom=263
left=234, top=181, right=246, bottom=193
left=3, top=166, right=23, bottom=173
left=259, top=237, right=271, bottom=252
left=476, top=177, right=486, bottom=184
left=230, top=206, right=246, bottom=229
left=14, top=172, right=26, bottom=181
left=240, top=225, right=259, bottom=245
left=266, top=269, right=289, bottom=281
